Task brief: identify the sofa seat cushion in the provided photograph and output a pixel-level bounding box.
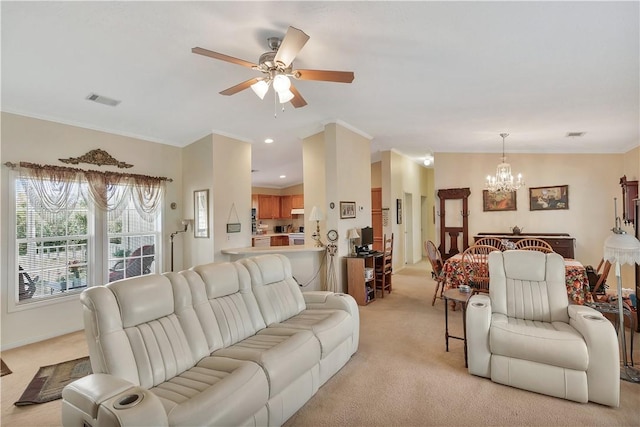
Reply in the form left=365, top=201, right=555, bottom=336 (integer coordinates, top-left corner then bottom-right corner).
left=213, top=329, right=320, bottom=397
left=268, top=309, right=352, bottom=358
left=490, top=314, right=588, bottom=371
left=150, top=356, right=268, bottom=427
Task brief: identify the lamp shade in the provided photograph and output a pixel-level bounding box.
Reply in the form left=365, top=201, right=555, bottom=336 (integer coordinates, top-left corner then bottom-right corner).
left=277, top=89, right=294, bottom=103
left=309, top=206, right=323, bottom=221
left=347, top=228, right=360, bottom=239
left=250, top=80, right=270, bottom=99
left=604, top=232, right=640, bottom=265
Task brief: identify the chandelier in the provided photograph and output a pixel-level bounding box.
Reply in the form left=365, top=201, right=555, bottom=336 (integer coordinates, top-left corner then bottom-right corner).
left=485, top=133, right=524, bottom=193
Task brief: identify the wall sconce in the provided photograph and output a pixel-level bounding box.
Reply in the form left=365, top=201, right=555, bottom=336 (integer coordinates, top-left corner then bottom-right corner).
left=309, top=206, right=324, bottom=247
left=347, top=228, right=360, bottom=255
left=170, top=219, right=193, bottom=272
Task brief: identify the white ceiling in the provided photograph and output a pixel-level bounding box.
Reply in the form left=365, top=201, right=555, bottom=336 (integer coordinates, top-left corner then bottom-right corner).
left=2, top=1, right=638, bottom=188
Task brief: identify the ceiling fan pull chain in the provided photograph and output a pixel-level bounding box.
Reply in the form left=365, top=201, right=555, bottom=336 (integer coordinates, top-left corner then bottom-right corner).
left=274, top=89, right=278, bottom=118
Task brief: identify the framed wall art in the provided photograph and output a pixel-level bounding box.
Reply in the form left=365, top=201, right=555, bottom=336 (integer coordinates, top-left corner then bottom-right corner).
left=396, top=199, right=402, bottom=224
left=529, top=185, right=569, bottom=211
left=194, top=189, right=209, bottom=238
left=482, top=190, right=517, bottom=212
left=340, top=201, right=356, bottom=219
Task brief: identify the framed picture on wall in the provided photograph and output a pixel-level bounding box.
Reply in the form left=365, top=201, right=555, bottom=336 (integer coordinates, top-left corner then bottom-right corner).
left=340, top=201, right=356, bottom=219
left=396, top=199, right=402, bottom=224
left=529, top=185, right=569, bottom=211
left=482, top=190, right=517, bottom=212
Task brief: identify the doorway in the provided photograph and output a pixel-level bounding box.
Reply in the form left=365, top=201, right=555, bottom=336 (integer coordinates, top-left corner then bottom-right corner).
left=421, top=196, right=428, bottom=259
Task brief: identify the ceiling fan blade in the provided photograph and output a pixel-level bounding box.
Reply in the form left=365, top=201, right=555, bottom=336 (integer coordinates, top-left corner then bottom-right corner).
left=219, top=78, right=261, bottom=96
left=289, top=84, right=308, bottom=108
left=192, top=47, right=257, bottom=68
left=274, top=26, right=310, bottom=68
left=294, top=69, right=355, bottom=83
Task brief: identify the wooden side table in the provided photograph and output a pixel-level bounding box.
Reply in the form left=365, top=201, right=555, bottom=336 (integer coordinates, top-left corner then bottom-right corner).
left=443, top=288, right=473, bottom=367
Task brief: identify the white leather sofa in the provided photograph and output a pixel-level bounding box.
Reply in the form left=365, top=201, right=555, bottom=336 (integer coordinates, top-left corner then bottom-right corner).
left=466, top=250, right=620, bottom=407
left=61, top=254, right=359, bottom=426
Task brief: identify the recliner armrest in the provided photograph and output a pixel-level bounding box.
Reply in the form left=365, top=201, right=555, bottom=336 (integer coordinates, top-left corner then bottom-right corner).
left=302, top=291, right=360, bottom=354
left=466, top=294, right=492, bottom=378
left=567, top=304, right=620, bottom=407
left=62, top=373, right=168, bottom=427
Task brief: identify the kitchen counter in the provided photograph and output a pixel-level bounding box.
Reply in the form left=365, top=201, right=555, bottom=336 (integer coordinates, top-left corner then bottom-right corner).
left=222, top=245, right=325, bottom=291
left=222, top=245, right=324, bottom=255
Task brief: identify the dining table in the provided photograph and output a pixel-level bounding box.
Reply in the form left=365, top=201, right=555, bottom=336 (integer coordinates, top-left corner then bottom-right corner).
left=441, top=253, right=591, bottom=304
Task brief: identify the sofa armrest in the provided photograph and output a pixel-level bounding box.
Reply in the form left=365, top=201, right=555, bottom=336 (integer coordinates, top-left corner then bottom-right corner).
left=302, top=291, right=360, bottom=354
left=62, top=373, right=168, bottom=427
left=568, top=305, right=620, bottom=407
left=466, top=294, right=492, bottom=378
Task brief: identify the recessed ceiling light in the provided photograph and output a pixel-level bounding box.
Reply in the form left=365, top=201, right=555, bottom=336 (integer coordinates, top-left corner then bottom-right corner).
left=265, top=138, right=274, bottom=143
left=279, top=175, right=286, bottom=179
left=566, top=132, right=586, bottom=137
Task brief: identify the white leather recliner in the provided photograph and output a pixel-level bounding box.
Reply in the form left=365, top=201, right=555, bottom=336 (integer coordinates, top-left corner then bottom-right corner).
left=466, top=250, right=620, bottom=407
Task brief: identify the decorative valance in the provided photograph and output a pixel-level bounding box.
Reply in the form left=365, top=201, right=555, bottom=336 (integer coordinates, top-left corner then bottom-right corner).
left=5, top=161, right=172, bottom=222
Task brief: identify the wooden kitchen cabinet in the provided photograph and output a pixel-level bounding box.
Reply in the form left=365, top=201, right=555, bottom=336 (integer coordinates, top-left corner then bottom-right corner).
left=270, top=235, right=289, bottom=246
left=280, top=196, right=292, bottom=219
left=620, top=175, right=638, bottom=225
left=257, top=195, right=280, bottom=219
left=291, top=194, right=304, bottom=209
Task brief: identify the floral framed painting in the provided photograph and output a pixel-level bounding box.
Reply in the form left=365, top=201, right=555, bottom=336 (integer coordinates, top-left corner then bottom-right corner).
left=482, top=190, right=517, bottom=212
left=529, top=185, right=569, bottom=211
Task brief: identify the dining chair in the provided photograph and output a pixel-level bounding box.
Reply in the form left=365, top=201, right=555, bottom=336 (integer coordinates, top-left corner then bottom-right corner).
left=425, top=240, right=445, bottom=305
left=460, top=244, right=497, bottom=293
left=514, top=238, right=553, bottom=253
left=375, top=234, right=393, bottom=298
left=474, top=237, right=505, bottom=251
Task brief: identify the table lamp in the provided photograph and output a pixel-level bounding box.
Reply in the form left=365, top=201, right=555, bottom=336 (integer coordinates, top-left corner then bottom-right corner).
left=309, top=206, right=324, bottom=247
left=603, top=199, right=640, bottom=383
left=347, top=228, right=360, bottom=255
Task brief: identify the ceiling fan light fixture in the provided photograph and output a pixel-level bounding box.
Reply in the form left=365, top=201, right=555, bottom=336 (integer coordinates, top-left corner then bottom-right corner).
left=272, top=74, right=291, bottom=93
left=277, top=89, right=295, bottom=104
left=251, top=80, right=270, bottom=99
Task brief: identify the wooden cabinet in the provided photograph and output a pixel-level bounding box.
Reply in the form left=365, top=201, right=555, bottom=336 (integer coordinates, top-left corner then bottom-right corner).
left=280, top=196, right=292, bottom=219
left=347, top=255, right=379, bottom=305
left=291, top=194, right=304, bottom=209
left=257, top=195, right=280, bottom=219
left=620, top=175, right=638, bottom=225
left=255, top=194, right=304, bottom=219
left=270, top=235, right=289, bottom=246
left=474, top=233, right=575, bottom=259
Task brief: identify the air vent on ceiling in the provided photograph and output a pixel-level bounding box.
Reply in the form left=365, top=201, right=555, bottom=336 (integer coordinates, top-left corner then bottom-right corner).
left=566, top=132, right=586, bottom=137
left=86, top=93, right=121, bottom=107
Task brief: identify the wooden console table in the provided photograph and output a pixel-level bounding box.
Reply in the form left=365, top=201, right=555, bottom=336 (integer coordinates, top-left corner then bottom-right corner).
left=474, top=233, right=575, bottom=259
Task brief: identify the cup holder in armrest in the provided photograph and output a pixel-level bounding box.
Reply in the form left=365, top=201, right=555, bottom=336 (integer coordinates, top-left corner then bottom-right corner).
left=113, top=393, right=144, bottom=410
left=471, top=302, right=487, bottom=308
left=583, top=314, right=606, bottom=321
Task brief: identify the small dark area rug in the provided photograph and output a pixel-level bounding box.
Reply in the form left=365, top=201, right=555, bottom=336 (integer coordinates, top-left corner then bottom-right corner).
left=1, top=359, right=12, bottom=376
left=14, top=356, right=91, bottom=406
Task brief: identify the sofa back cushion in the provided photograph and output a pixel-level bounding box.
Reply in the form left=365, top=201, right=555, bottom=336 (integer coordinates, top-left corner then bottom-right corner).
left=489, top=250, right=569, bottom=323
left=239, top=255, right=306, bottom=325
left=80, top=274, right=196, bottom=389
left=182, top=262, right=266, bottom=350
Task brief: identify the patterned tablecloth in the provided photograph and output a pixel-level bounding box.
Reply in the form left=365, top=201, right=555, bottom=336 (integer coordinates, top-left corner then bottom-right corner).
left=441, top=253, right=590, bottom=304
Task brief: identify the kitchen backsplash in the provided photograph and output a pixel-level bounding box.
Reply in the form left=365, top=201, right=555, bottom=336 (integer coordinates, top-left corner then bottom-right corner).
left=256, top=217, right=304, bottom=234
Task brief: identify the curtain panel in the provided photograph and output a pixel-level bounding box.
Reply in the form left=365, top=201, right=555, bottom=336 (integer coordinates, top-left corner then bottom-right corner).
left=14, top=162, right=169, bottom=221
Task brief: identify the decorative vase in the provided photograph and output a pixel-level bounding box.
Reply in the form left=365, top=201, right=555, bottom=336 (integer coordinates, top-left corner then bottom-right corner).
left=511, top=226, right=522, bottom=235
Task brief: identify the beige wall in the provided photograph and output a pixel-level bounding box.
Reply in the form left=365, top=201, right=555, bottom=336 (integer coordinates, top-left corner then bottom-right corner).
left=1, top=112, right=183, bottom=349
left=434, top=150, right=633, bottom=282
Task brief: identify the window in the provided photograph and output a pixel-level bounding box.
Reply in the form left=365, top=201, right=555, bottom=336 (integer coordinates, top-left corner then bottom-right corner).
left=11, top=165, right=166, bottom=306
left=107, top=198, right=158, bottom=283
left=16, top=179, right=90, bottom=300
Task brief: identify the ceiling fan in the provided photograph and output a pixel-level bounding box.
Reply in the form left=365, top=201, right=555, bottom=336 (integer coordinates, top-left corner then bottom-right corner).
left=192, top=26, right=354, bottom=108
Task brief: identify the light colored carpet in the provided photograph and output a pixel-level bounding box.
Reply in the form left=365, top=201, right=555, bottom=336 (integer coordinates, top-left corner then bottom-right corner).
left=284, top=261, right=640, bottom=426
left=1, top=261, right=637, bottom=426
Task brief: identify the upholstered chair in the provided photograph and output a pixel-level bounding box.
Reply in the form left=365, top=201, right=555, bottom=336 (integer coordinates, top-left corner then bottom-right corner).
left=466, top=250, right=620, bottom=407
